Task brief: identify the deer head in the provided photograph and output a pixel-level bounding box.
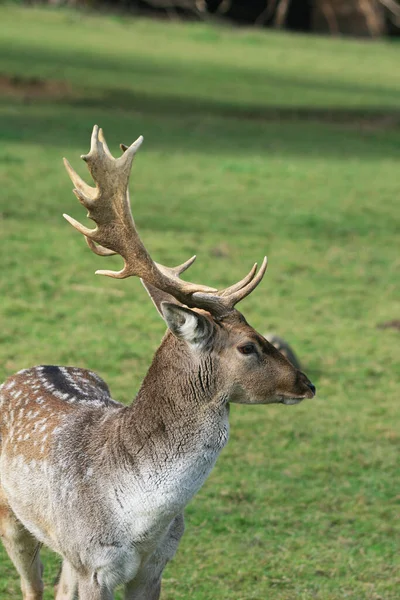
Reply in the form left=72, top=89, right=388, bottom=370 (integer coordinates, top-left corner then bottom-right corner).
left=64, top=125, right=315, bottom=407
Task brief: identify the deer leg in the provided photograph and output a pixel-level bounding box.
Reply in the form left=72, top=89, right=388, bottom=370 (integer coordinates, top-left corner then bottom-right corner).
left=0, top=495, right=44, bottom=600
left=125, top=514, right=184, bottom=600
left=124, top=551, right=162, bottom=600
left=54, top=560, right=78, bottom=600
left=124, top=548, right=165, bottom=600
left=77, top=575, right=113, bottom=600
left=124, top=578, right=161, bottom=600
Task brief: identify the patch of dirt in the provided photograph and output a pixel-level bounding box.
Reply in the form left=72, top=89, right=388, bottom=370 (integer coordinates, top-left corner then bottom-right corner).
left=377, top=319, right=400, bottom=331
left=0, top=74, right=73, bottom=100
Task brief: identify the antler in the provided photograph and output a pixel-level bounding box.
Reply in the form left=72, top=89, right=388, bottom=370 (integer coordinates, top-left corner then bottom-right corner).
left=63, top=125, right=267, bottom=317
left=192, top=256, right=268, bottom=317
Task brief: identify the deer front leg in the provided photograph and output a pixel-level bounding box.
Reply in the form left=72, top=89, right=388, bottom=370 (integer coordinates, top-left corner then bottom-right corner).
left=0, top=495, right=43, bottom=600
left=125, top=514, right=185, bottom=600
left=124, top=579, right=161, bottom=600
left=54, top=560, right=78, bottom=600
left=77, top=575, right=113, bottom=600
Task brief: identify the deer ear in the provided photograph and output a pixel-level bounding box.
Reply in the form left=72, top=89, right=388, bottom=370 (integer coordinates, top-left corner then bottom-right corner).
left=160, top=303, right=214, bottom=350
left=141, top=280, right=183, bottom=317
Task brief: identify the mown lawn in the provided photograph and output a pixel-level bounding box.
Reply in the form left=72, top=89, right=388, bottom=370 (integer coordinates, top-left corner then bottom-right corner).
left=0, top=5, right=399, bottom=599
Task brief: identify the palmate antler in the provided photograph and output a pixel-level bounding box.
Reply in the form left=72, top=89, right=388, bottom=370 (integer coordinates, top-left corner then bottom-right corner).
left=63, top=125, right=267, bottom=317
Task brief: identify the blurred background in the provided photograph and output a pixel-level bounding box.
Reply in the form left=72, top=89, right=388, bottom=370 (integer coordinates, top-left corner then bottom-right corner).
left=0, top=1, right=399, bottom=599
left=37, top=0, right=400, bottom=38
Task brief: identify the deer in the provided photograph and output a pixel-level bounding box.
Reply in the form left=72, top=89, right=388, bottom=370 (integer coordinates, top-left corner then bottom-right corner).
left=0, top=125, right=316, bottom=600
left=264, top=333, right=301, bottom=370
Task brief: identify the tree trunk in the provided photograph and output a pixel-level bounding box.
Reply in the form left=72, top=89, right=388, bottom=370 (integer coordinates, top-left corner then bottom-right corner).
left=312, top=0, right=387, bottom=36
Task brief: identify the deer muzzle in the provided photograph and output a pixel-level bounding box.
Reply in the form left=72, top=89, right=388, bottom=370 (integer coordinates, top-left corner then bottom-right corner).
left=279, top=371, right=316, bottom=405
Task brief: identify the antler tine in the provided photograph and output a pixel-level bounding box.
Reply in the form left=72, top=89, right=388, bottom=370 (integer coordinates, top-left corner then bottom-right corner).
left=81, top=124, right=113, bottom=163
left=160, top=255, right=197, bottom=277
left=98, top=127, right=113, bottom=159
left=218, top=263, right=258, bottom=297
left=192, top=258, right=268, bottom=317
left=63, top=212, right=95, bottom=238
left=63, top=159, right=97, bottom=206
left=86, top=237, right=117, bottom=257
left=224, top=256, right=268, bottom=306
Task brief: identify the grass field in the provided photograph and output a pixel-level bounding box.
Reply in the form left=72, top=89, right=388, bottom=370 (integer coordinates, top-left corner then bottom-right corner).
left=0, top=4, right=399, bottom=599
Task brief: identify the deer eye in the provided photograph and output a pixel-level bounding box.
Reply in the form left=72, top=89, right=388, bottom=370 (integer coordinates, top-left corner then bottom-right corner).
left=238, top=343, right=256, bottom=356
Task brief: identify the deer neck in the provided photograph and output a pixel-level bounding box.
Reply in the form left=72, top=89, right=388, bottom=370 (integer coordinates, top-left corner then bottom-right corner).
left=120, top=333, right=229, bottom=465
left=100, top=334, right=230, bottom=522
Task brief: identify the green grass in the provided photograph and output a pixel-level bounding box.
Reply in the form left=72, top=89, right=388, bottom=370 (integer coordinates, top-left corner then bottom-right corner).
left=0, top=5, right=399, bottom=599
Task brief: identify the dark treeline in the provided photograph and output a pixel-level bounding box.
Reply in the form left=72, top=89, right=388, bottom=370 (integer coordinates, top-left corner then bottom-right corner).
left=35, top=1, right=400, bottom=37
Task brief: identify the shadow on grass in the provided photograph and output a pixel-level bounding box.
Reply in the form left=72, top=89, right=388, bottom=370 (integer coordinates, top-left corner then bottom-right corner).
left=72, top=88, right=400, bottom=128
left=1, top=93, right=399, bottom=164
left=2, top=40, right=400, bottom=104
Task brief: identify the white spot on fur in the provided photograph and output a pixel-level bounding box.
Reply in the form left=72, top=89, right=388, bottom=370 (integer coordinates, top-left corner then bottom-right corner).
left=17, top=368, right=29, bottom=375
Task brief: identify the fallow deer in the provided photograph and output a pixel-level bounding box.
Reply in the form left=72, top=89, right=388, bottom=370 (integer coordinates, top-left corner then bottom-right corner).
left=0, top=126, right=315, bottom=600
left=265, top=333, right=302, bottom=370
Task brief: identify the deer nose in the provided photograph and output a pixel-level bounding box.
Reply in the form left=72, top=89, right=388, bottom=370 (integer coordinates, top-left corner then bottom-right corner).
left=307, top=382, right=316, bottom=396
